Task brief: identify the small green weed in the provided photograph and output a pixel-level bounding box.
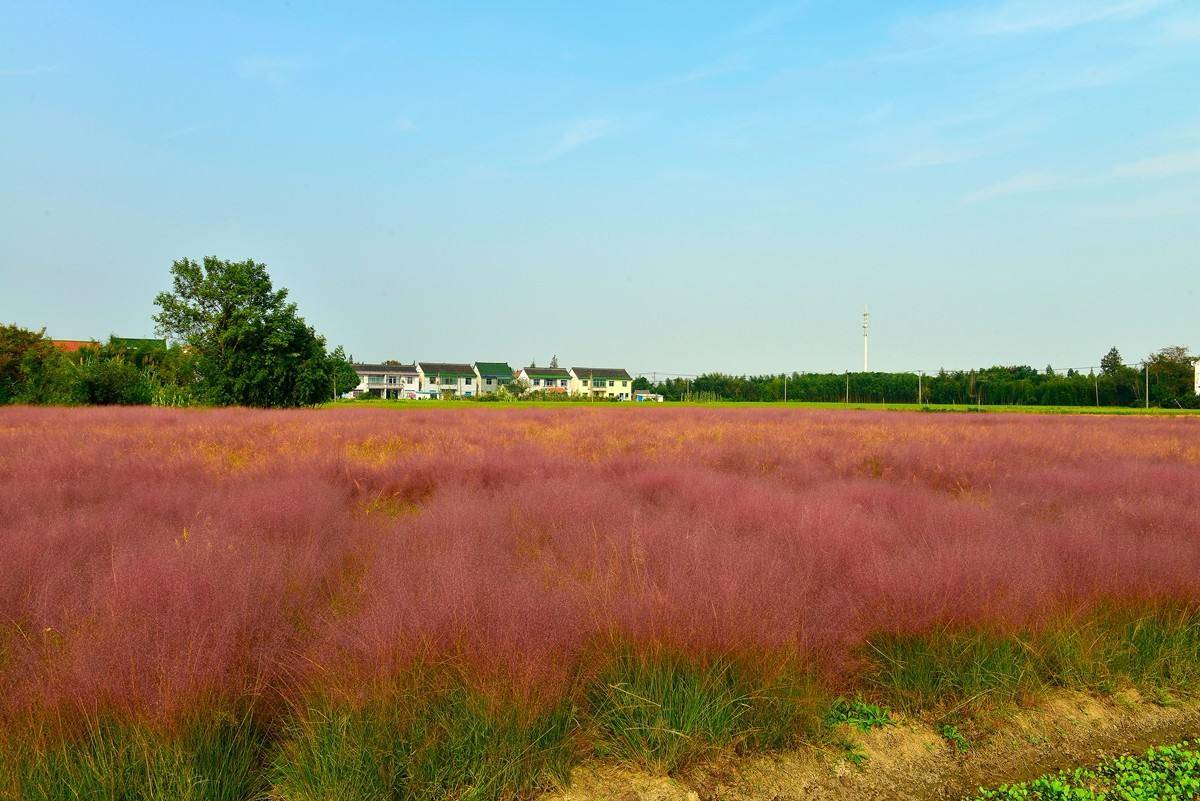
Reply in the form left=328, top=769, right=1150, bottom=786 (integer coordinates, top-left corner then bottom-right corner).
left=970, top=739, right=1200, bottom=800
left=835, top=738, right=869, bottom=770
left=939, top=724, right=970, bottom=753
left=825, top=698, right=892, bottom=731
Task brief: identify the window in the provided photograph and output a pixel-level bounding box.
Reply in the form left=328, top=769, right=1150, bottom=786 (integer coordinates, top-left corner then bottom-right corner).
left=430, top=376, right=438, bottom=384
left=406, top=377, right=414, bottom=385
left=621, top=380, right=628, bottom=386
left=465, top=377, right=472, bottom=384
left=608, top=380, right=614, bottom=387
left=486, top=378, right=493, bottom=385
left=534, top=378, right=542, bottom=386
left=560, top=379, right=567, bottom=387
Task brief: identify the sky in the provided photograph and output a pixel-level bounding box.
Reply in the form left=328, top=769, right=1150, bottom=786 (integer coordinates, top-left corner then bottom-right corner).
left=2, top=1, right=1198, bottom=376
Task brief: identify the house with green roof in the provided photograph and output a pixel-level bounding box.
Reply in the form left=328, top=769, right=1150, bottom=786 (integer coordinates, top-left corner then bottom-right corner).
left=416, top=362, right=477, bottom=397
left=473, top=362, right=515, bottom=395
left=515, top=365, right=571, bottom=393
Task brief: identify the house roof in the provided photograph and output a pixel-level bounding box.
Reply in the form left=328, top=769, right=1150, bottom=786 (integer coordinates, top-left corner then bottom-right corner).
left=418, top=362, right=475, bottom=377
left=521, top=367, right=571, bottom=379
left=111, top=337, right=166, bottom=350
left=354, top=362, right=417, bottom=374
left=474, top=361, right=514, bottom=378
left=51, top=339, right=98, bottom=353
left=570, top=367, right=632, bottom=380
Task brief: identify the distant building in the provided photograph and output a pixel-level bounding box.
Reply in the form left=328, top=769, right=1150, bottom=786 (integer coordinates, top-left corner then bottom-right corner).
left=352, top=362, right=418, bottom=399
left=417, top=362, right=477, bottom=397
left=634, top=389, right=664, bottom=403
left=517, top=366, right=571, bottom=393
left=110, top=337, right=166, bottom=350
left=51, top=339, right=97, bottom=353
left=473, top=362, right=515, bottom=395
left=51, top=337, right=164, bottom=353
left=569, top=367, right=633, bottom=400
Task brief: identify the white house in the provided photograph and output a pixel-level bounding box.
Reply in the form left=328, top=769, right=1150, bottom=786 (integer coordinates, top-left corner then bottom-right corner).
left=568, top=367, right=633, bottom=400
left=351, top=363, right=419, bottom=399
left=473, top=362, right=516, bottom=395
left=516, top=366, right=571, bottom=393
left=416, top=362, right=477, bottom=397
left=634, top=389, right=664, bottom=402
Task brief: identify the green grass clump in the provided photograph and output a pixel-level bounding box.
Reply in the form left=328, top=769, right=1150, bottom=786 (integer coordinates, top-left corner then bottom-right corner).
left=1039, top=607, right=1200, bottom=691
left=270, top=686, right=575, bottom=801
left=865, top=606, right=1200, bottom=715
left=969, top=740, right=1200, bottom=800
left=865, top=628, right=1035, bottom=712
left=4, top=711, right=266, bottom=801
left=6, top=612, right=1199, bottom=800
left=585, top=648, right=825, bottom=771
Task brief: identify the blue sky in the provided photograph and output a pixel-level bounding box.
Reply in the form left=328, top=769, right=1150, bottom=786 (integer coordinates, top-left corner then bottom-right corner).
left=2, top=1, right=1198, bottom=375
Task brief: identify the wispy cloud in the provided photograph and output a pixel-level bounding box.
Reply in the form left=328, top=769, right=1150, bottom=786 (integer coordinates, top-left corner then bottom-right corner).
left=1113, top=149, right=1200, bottom=177
left=918, top=0, right=1169, bottom=38
left=893, top=145, right=984, bottom=170
left=1080, top=189, right=1200, bottom=218
left=536, top=118, right=614, bottom=163
left=1160, top=15, right=1200, bottom=42
left=0, top=65, right=55, bottom=77
left=736, top=3, right=808, bottom=38
left=238, top=56, right=297, bottom=86
left=962, top=171, right=1063, bottom=204
left=652, top=59, right=744, bottom=89
left=393, top=117, right=417, bottom=133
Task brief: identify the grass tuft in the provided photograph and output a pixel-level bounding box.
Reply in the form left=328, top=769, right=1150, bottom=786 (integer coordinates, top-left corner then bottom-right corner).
left=585, top=647, right=825, bottom=771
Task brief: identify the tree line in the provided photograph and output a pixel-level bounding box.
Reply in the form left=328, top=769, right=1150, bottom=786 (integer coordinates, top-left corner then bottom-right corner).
left=1, top=257, right=359, bottom=408
left=3, top=256, right=1196, bottom=410
left=632, top=346, right=1199, bottom=408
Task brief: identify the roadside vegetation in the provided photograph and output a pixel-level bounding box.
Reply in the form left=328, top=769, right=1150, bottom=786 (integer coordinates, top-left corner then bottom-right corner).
left=969, top=740, right=1200, bottom=800
left=2, top=406, right=1199, bottom=798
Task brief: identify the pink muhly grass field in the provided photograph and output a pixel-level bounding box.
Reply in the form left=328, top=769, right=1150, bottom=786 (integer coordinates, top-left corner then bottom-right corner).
left=1, top=404, right=1199, bottom=729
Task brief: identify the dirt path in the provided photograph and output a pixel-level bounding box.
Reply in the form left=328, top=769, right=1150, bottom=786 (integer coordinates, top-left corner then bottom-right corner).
left=540, top=690, right=1200, bottom=801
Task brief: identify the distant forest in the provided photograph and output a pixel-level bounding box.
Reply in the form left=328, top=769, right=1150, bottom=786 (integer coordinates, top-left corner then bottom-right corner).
left=633, top=346, right=1199, bottom=408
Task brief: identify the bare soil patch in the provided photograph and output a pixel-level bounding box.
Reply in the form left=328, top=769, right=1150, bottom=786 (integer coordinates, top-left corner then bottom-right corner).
left=542, top=691, right=1200, bottom=801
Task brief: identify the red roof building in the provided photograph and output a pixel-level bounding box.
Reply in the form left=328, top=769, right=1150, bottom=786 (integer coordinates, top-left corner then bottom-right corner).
left=51, top=340, right=98, bottom=353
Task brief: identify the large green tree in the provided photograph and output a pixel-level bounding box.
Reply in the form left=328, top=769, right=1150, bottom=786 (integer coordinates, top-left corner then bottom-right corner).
left=153, top=256, right=353, bottom=407
left=1144, top=346, right=1197, bottom=407
left=0, top=324, right=73, bottom=404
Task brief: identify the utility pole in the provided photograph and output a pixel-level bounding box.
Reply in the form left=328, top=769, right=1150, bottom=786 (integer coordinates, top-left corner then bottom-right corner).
left=783, top=372, right=788, bottom=403
left=862, top=308, right=870, bottom=372
left=1145, top=362, right=1150, bottom=409
left=918, top=371, right=923, bottom=405
left=845, top=371, right=849, bottom=404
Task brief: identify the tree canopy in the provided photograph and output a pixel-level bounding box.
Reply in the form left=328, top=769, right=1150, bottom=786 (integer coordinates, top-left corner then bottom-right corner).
left=153, top=256, right=353, bottom=407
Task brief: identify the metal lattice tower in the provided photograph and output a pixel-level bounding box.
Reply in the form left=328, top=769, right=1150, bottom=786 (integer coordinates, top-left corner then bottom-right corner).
left=862, top=308, right=870, bottom=372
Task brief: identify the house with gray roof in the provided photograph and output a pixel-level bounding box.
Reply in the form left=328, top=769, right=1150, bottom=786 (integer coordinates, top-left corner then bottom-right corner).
left=351, top=362, right=419, bottom=399
left=569, top=367, right=633, bottom=400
